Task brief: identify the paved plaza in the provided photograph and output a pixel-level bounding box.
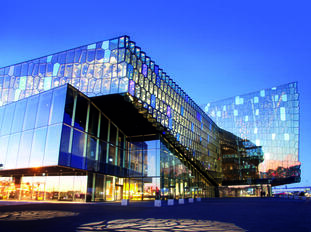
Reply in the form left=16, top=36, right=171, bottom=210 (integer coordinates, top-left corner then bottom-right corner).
left=0, top=198, right=310, bottom=232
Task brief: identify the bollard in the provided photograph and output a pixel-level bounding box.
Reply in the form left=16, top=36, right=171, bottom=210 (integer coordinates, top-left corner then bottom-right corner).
left=179, top=199, right=185, bottom=204
left=168, top=199, right=174, bottom=206
left=121, top=199, right=129, bottom=206
left=154, top=200, right=161, bottom=207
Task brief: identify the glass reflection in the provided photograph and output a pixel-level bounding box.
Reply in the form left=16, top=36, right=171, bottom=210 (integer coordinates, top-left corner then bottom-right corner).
left=29, top=127, right=47, bottom=167
left=23, top=95, right=39, bottom=131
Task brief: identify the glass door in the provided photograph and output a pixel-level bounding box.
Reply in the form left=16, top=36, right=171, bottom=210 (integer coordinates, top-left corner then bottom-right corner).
left=115, top=185, right=123, bottom=201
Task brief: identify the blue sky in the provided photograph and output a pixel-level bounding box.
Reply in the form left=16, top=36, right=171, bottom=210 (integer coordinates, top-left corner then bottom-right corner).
left=1, top=0, right=310, bottom=187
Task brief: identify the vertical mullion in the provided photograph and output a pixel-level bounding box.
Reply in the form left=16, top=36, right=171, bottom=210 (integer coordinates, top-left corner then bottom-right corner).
left=95, top=112, right=101, bottom=170
left=106, top=121, right=110, bottom=163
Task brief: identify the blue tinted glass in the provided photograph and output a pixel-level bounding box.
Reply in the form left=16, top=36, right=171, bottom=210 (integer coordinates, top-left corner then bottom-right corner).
left=87, top=50, right=95, bottom=63
left=64, top=87, right=75, bottom=125
left=103, top=50, right=111, bottom=62
left=44, top=124, right=62, bottom=166
left=129, top=80, right=135, bottom=96
left=1, top=103, right=15, bottom=136
left=36, top=91, right=52, bottom=127
left=21, top=63, right=28, bottom=76
left=151, top=95, right=156, bottom=108
left=16, top=130, right=33, bottom=168
left=109, top=39, right=118, bottom=50
left=59, top=125, right=72, bottom=166
left=29, top=127, right=47, bottom=167
left=11, top=99, right=27, bottom=133
left=74, top=94, right=88, bottom=130
left=86, top=136, right=97, bottom=171
left=32, top=63, right=39, bottom=75
left=66, top=50, right=75, bottom=63
left=39, top=64, right=46, bottom=76
left=96, top=49, right=105, bottom=62
left=142, top=64, right=147, bottom=77
left=96, top=41, right=102, bottom=49
left=13, top=64, right=21, bottom=76
left=0, top=107, right=5, bottom=132
left=23, top=95, right=39, bottom=131
left=50, top=86, right=66, bottom=124
left=59, top=52, right=66, bottom=64
left=74, top=49, right=82, bottom=63
left=127, top=64, right=134, bottom=79
left=5, top=133, right=21, bottom=169
left=51, top=54, right=58, bottom=64
left=0, top=135, right=9, bottom=167
left=71, top=129, right=85, bottom=169
left=80, top=50, right=87, bottom=63
left=98, top=140, right=107, bottom=172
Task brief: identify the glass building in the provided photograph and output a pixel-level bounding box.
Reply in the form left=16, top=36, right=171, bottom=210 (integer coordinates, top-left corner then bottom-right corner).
left=204, top=82, right=300, bottom=186
left=0, top=36, right=225, bottom=201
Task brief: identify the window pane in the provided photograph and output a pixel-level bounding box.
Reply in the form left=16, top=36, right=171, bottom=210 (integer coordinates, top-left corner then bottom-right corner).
left=74, top=94, right=88, bottom=131
left=44, top=124, right=62, bottom=166
left=59, top=125, right=72, bottom=166
left=98, top=140, right=107, bottom=172
left=0, top=135, right=9, bottom=168
left=23, top=95, right=39, bottom=131
left=1, top=103, right=15, bottom=135
left=63, top=87, right=75, bottom=125
left=86, top=135, right=97, bottom=171
left=50, top=86, right=67, bottom=124
left=36, top=91, right=52, bottom=128
left=16, top=130, right=33, bottom=168
left=29, top=127, right=47, bottom=167
left=5, top=133, right=21, bottom=169
left=11, top=99, right=27, bottom=133
left=100, top=114, right=108, bottom=141
left=71, top=129, right=85, bottom=169
left=0, top=107, right=5, bottom=133
left=109, top=124, right=117, bottom=145
left=108, top=144, right=116, bottom=165
left=88, top=104, right=99, bottom=136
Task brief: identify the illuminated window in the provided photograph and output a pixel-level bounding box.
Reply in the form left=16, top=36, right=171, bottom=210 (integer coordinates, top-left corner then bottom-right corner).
left=245, top=116, right=248, bottom=122
left=235, top=96, right=240, bottom=105
left=260, top=90, right=265, bottom=97
left=87, top=44, right=96, bottom=49
left=255, top=109, right=259, bottom=116
left=254, top=96, right=259, bottom=103
left=254, top=128, right=258, bottom=134
left=282, top=94, right=287, bottom=102
left=280, top=107, right=286, bottom=121
left=272, top=133, right=276, bottom=140
left=284, top=133, right=289, bottom=141
left=234, top=110, right=238, bottom=116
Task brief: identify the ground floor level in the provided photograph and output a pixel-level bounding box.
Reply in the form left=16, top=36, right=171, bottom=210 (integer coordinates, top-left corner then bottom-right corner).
left=0, top=173, right=216, bottom=202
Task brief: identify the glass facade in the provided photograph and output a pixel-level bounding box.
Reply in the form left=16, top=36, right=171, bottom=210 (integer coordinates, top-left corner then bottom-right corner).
left=0, top=83, right=215, bottom=201
left=0, top=85, right=66, bottom=169
left=204, top=82, right=300, bottom=185
left=0, top=36, right=222, bottom=183
left=0, top=36, right=297, bottom=202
